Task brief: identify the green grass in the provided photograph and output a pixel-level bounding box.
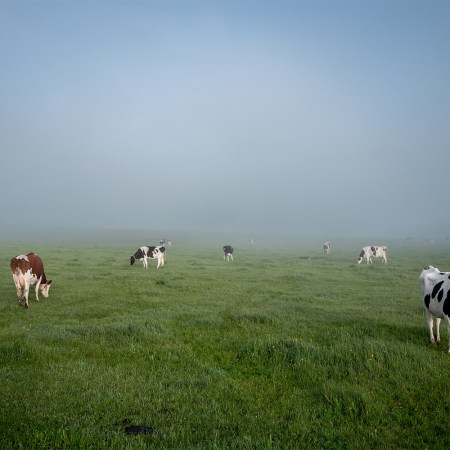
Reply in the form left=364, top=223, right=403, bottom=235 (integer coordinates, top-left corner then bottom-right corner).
left=1, top=236, right=450, bottom=448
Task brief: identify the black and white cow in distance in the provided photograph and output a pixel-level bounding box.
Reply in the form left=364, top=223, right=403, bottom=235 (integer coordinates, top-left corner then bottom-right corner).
left=223, top=245, right=234, bottom=261
left=419, top=265, right=450, bottom=354
left=323, top=242, right=331, bottom=255
left=10, top=252, right=52, bottom=308
left=357, top=246, right=387, bottom=264
left=130, top=246, right=165, bottom=269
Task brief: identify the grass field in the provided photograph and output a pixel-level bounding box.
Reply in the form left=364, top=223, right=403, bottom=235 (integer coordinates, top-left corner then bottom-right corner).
left=1, top=233, right=450, bottom=449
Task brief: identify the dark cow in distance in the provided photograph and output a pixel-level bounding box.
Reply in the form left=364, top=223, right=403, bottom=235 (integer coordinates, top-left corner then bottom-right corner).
left=130, top=245, right=165, bottom=269
left=419, top=265, right=450, bottom=354
left=223, top=245, right=234, bottom=261
left=10, top=253, right=52, bottom=308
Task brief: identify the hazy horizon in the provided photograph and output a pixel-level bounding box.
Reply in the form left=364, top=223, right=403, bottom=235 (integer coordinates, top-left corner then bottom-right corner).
left=2, top=1, right=449, bottom=240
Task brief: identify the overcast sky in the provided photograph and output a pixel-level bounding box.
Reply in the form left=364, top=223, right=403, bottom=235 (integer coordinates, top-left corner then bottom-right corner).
left=1, top=0, right=449, bottom=239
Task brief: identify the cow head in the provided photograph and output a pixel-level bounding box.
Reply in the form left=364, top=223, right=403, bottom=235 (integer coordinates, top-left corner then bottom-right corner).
left=357, top=250, right=365, bottom=264
left=40, top=280, right=52, bottom=298
left=130, top=256, right=136, bottom=266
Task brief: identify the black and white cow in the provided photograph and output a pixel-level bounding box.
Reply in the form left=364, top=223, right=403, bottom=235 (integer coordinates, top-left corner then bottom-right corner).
left=323, top=242, right=331, bottom=255
left=357, top=246, right=387, bottom=264
left=130, top=246, right=165, bottom=269
left=223, top=245, right=234, bottom=261
left=419, top=265, right=450, bottom=354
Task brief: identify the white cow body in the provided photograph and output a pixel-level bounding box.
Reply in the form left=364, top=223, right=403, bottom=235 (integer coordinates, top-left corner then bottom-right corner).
left=357, top=246, right=387, bottom=264
left=130, top=246, right=165, bottom=269
left=323, top=242, right=331, bottom=255
left=419, top=265, right=450, bottom=353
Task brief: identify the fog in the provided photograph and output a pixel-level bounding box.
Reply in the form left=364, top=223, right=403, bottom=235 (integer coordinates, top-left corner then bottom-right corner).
left=1, top=1, right=449, bottom=242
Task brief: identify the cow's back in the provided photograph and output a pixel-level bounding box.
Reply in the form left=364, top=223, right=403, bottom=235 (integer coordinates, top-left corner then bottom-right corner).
left=11, top=253, right=46, bottom=282
left=11, top=255, right=31, bottom=275
left=27, top=253, right=45, bottom=278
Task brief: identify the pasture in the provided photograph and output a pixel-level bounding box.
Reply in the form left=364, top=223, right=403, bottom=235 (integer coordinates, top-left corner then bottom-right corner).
left=1, top=234, right=450, bottom=449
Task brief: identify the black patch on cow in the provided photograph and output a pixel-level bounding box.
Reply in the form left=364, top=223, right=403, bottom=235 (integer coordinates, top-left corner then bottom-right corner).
left=159, top=246, right=165, bottom=253
left=223, top=245, right=233, bottom=254
left=437, top=288, right=444, bottom=302
left=131, top=247, right=150, bottom=265
left=359, top=250, right=365, bottom=258
left=432, top=280, right=444, bottom=299
left=424, top=293, right=431, bottom=309
left=370, top=246, right=376, bottom=254
left=443, top=290, right=450, bottom=317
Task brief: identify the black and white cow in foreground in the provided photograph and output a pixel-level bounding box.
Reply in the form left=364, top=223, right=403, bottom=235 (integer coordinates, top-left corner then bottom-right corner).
left=323, top=242, right=331, bottom=255
left=130, top=246, right=165, bottom=269
left=223, top=245, right=234, bottom=261
left=419, top=265, right=450, bottom=354
left=357, top=245, right=387, bottom=264
left=10, top=252, right=52, bottom=308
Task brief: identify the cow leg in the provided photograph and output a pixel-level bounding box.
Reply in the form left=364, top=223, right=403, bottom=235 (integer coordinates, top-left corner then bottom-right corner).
left=426, top=310, right=436, bottom=344
left=143, top=257, right=148, bottom=269
left=34, top=276, right=42, bottom=302
left=23, top=282, right=30, bottom=308
left=435, top=317, right=441, bottom=344
left=12, top=274, right=23, bottom=303
left=157, top=254, right=164, bottom=269
left=443, top=317, right=450, bottom=354
left=230, top=254, right=234, bottom=261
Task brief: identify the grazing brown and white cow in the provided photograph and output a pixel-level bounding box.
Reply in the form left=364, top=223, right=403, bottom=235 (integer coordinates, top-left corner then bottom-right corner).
left=223, top=245, right=234, bottom=261
left=10, top=253, right=52, bottom=308
left=130, top=245, right=165, bottom=269
left=323, top=242, right=331, bottom=255
left=357, top=245, right=387, bottom=264
left=419, top=265, right=450, bottom=354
